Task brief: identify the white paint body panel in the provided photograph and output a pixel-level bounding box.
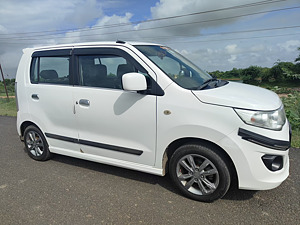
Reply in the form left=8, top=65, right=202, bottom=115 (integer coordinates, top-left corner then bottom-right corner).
left=192, top=81, right=281, bottom=110
left=74, top=87, right=156, bottom=166
left=16, top=42, right=290, bottom=190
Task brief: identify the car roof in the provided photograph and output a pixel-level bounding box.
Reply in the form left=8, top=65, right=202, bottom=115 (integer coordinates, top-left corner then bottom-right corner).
left=28, top=41, right=161, bottom=52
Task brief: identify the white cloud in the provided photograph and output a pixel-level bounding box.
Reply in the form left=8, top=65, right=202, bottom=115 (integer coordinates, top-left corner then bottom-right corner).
left=0, top=0, right=105, bottom=77
left=179, top=49, right=189, bottom=55
left=0, top=0, right=103, bottom=32
left=225, top=44, right=238, bottom=54
left=228, top=55, right=237, bottom=63
left=61, top=13, right=133, bottom=43
left=0, top=25, right=7, bottom=33
left=250, top=44, right=265, bottom=52
left=147, top=0, right=288, bottom=38
left=278, top=40, right=300, bottom=53
left=0, top=51, right=22, bottom=77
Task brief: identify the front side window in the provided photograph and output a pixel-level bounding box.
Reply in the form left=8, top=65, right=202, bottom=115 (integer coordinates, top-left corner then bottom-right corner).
left=78, top=54, right=147, bottom=89
left=135, top=45, right=212, bottom=90
left=30, top=56, right=70, bottom=85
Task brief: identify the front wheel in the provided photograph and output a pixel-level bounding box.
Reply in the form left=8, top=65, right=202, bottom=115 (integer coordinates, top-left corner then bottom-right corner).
left=169, top=143, right=231, bottom=202
left=24, top=125, right=52, bottom=161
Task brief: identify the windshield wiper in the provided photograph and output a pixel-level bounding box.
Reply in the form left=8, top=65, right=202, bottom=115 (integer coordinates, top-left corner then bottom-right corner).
left=197, top=78, right=218, bottom=90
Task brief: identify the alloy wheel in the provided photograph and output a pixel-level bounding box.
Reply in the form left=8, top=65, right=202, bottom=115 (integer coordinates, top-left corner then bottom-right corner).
left=176, top=154, right=220, bottom=195
left=25, top=130, right=44, bottom=157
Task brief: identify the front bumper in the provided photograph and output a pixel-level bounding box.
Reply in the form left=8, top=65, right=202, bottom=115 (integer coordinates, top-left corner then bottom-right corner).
left=217, top=121, right=290, bottom=190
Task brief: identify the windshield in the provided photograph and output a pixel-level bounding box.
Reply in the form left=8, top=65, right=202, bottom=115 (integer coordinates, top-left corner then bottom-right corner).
left=135, top=45, right=212, bottom=90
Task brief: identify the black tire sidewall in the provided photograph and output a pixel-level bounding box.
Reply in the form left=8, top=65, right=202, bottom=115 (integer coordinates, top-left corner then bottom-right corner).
left=169, top=143, right=231, bottom=202
left=24, top=125, right=51, bottom=161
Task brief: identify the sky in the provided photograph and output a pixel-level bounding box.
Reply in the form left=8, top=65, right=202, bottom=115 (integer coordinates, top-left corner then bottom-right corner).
left=0, top=0, right=300, bottom=79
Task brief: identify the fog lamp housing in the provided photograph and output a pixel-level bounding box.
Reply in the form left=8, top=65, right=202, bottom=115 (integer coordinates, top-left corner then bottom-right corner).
left=262, top=155, right=283, bottom=171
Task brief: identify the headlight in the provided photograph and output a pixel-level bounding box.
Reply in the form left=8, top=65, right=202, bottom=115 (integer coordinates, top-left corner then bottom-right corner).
left=234, top=105, right=286, bottom=131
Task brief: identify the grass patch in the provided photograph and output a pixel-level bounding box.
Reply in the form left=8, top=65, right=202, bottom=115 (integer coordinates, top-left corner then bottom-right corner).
left=0, top=93, right=15, bottom=97
left=291, top=130, right=300, bottom=149
left=0, top=98, right=17, bottom=117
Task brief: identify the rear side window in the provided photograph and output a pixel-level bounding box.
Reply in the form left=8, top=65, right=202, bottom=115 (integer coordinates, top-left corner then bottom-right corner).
left=30, top=56, right=70, bottom=85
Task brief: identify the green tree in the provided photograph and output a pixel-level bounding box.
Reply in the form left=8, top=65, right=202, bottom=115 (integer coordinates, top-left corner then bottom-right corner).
left=294, top=47, right=300, bottom=74
left=295, top=47, right=300, bottom=63
left=269, top=65, right=283, bottom=81
left=269, top=61, right=299, bottom=81
left=241, top=66, right=261, bottom=84
left=260, top=67, right=271, bottom=82
left=280, top=62, right=300, bottom=80
left=229, top=68, right=241, bottom=78
left=209, top=70, right=224, bottom=79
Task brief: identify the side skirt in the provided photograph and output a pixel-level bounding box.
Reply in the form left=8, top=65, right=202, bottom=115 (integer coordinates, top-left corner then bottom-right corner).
left=45, top=133, right=143, bottom=156
left=49, top=147, right=164, bottom=176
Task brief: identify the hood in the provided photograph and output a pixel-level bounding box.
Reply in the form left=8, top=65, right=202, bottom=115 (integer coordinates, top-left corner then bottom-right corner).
left=192, top=82, right=282, bottom=110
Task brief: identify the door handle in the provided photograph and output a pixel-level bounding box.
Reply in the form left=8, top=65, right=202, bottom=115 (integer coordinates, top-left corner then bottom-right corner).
left=79, top=99, right=90, bottom=107
left=31, top=94, right=39, bottom=100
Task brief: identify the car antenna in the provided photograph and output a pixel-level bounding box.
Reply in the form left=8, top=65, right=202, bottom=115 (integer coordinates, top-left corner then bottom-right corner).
left=116, top=40, right=126, bottom=44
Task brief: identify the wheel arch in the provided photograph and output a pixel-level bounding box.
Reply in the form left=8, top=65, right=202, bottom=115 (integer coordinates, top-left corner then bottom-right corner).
left=20, top=121, right=41, bottom=138
left=163, top=137, right=238, bottom=187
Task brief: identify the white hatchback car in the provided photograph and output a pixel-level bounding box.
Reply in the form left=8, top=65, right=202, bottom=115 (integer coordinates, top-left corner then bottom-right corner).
left=15, top=41, right=291, bottom=202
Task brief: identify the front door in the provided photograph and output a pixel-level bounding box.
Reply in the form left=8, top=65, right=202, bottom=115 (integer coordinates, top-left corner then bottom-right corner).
left=73, top=48, right=157, bottom=166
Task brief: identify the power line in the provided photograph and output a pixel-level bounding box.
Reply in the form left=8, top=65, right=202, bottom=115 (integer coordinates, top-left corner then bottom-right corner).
left=203, top=25, right=300, bottom=36
left=1, top=5, right=298, bottom=42
left=0, top=0, right=288, bottom=38
left=122, top=28, right=300, bottom=42
left=164, top=32, right=300, bottom=44
left=71, top=6, right=300, bottom=38
left=2, top=29, right=299, bottom=45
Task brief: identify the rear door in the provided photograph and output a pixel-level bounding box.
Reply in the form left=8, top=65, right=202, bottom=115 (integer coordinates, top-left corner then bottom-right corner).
left=73, top=47, right=157, bottom=166
left=27, top=49, right=79, bottom=153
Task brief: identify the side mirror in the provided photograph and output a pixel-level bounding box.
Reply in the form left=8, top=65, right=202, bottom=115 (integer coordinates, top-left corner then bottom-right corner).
left=122, top=72, right=147, bottom=91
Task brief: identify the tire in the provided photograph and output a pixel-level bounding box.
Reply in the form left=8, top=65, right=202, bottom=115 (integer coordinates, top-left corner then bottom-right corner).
left=24, top=125, right=52, bottom=161
left=169, top=143, right=231, bottom=202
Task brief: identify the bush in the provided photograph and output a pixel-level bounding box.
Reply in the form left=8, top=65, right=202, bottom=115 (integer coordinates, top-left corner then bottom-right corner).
left=0, top=78, right=15, bottom=95
left=241, top=66, right=261, bottom=84
left=281, top=92, right=300, bottom=131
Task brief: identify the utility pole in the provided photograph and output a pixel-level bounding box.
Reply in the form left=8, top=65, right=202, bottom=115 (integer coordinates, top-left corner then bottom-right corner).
left=0, top=62, right=9, bottom=101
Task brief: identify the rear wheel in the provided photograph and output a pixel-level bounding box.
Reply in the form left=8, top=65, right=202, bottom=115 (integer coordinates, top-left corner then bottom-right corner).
left=169, top=143, right=231, bottom=202
left=24, top=125, right=52, bottom=161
